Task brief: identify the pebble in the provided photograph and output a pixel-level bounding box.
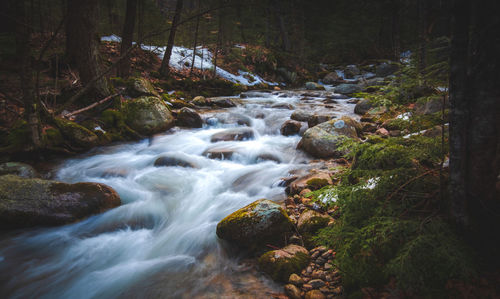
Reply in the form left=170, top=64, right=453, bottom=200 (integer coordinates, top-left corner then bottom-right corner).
left=302, top=284, right=313, bottom=291
left=309, top=279, right=326, bottom=289
left=305, top=289, right=326, bottom=299
left=321, top=251, right=331, bottom=259
left=311, top=251, right=320, bottom=259
left=306, top=266, right=312, bottom=274
left=324, top=263, right=333, bottom=270
left=316, top=257, right=326, bottom=265
left=284, top=284, right=302, bottom=299
left=289, top=273, right=304, bottom=286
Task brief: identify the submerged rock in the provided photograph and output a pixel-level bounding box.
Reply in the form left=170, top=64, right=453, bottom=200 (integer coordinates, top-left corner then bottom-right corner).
left=216, top=199, right=294, bottom=254
left=0, top=162, right=38, bottom=178
left=0, top=175, right=120, bottom=228
left=258, top=244, right=310, bottom=282
left=203, top=148, right=235, bottom=160
left=176, top=107, right=203, bottom=128
left=210, top=128, right=255, bottom=142
left=298, top=117, right=360, bottom=158
left=126, top=96, right=175, bottom=135
left=154, top=155, right=198, bottom=168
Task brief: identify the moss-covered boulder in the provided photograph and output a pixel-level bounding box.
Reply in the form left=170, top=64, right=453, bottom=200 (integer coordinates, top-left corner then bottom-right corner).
left=216, top=199, right=294, bottom=254
left=191, top=96, right=209, bottom=106
left=0, top=175, right=120, bottom=228
left=288, top=171, right=333, bottom=195
left=334, top=83, right=362, bottom=95
left=298, top=117, right=360, bottom=158
left=127, top=77, right=159, bottom=98
left=258, top=244, right=310, bottom=282
left=354, top=99, right=375, bottom=115
left=54, top=118, right=99, bottom=149
left=126, top=96, right=174, bottom=135
left=305, top=82, right=325, bottom=90
left=0, top=162, right=38, bottom=178
left=297, top=209, right=332, bottom=248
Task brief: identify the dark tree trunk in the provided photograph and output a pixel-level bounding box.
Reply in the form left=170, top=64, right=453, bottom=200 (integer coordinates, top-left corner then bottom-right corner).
left=66, top=0, right=109, bottom=99
left=119, top=0, right=138, bottom=78
left=15, top=0, right=42, bottom=149
left=391, top=0, right=401, bottom=61
left=449, top=0, right=500, bottom=254
left=159, top=0, right=184, bottom=76
left=274, top=0, right=291, bottom=52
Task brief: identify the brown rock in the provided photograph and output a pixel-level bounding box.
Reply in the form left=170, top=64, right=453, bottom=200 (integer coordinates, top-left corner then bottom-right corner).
left=289, top=273, right=304, bottom=286
left=284, top=284, right=302, bottom=299
left=305, top=289, right=326, bottom=299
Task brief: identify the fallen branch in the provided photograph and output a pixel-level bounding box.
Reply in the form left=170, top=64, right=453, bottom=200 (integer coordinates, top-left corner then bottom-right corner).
left=62, top=93, right=120, bottom=118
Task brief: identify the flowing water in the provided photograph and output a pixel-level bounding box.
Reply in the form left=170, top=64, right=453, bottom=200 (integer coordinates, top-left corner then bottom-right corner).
left=0, top=89, right=356, bottom=298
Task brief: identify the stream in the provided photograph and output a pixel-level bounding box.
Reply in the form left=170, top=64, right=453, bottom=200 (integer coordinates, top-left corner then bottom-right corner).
left=0, top=89, right=356, bottom=298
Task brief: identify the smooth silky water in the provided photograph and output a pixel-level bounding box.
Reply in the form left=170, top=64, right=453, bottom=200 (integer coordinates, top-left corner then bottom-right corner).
left=0, top=90, right=356, bottom=298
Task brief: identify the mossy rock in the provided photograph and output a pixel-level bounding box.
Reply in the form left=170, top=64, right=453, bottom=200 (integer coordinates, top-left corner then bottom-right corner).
left=258, top=245, right=310, bottom=282
left=0, top=174, right=120, bottom=228
left=125, top=96, right=174, bottom=135
left=297, top=209, right=332, bottom=248
left=169, top=99, right=195, bottom=109
left=54, top=118, right=98, bottom=149
left=191, top=96, right=209, bottom=106
left=100, top=109, right=141, bottom=141
left=126, top=77, right=159, bottom=98
left=43, top=127, right=64, bottom=147
left=5, top=120, right=31, bottom=150
left=216, top=199, right=294, bottom=254
left=306, top=178, right=330, bottom=191
left=0, top=162, right=38, bottom=178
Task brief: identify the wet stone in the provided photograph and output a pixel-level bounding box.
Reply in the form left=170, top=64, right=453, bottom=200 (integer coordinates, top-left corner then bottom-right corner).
left=309, top=279, right=326, bottom=289
left=289, top=273, right=304, bottom=286
left=302, top=284, right=313, bottom=292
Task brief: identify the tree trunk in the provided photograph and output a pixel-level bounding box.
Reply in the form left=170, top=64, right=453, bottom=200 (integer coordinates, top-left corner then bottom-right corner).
left=391, top=0, right=401, bottom=61
left=159, top=0, right=184, bottom=76
left=417, top=0, right=428, bottom=73
left=66, top=0, right=110, bottom=99
left=119, top=0, right=138, bottom=78
left=274, top=0, right=291, bottom=52
left=15, top=0, right=42, bottom=150
left=190, top=12, right=200, bottom=75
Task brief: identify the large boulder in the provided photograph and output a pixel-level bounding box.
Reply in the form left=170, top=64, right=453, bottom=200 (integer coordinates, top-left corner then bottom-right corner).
left=305, top=82, right=326, bottom=91
left=334, top=83, right=362, bottom=95
left=55, top=118, right=99, bottom=148
left=281, top=120, right=302, bottom=136
left=258, top=244, right=310, bottom=282
left=216, top=199, right=294, bottom=254
left=307, top=115, right=335, bottom=128
left=376, top=62, right=399, bottom=77
left=176, top=107, right=203, bottom=128
left=191, top=96, right=209, bottom=106
left=322, top=72, right=342, bottom=85
left=0, top=175, right=120, bottom=228
left=210, top=128, right=255, bottom=142
left=298, top=117, right=360, bottom=158
left=126, top=96, right=175, bottom=135
left=0, top=162, right=38, bottom=178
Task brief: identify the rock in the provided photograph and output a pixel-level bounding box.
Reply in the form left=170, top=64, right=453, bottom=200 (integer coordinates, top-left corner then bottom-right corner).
left=0, top=162, right=38, bottom=178
left=281, top=120, right=302, bottom=136
left=216, top=199, right=294, bottom=253
left=305, top=82, right=326, bottom=90
left=414, top=97, right=448, bottom=115
left=210, top=128, right=255, bottom=142
left=54, top=118, right=99, bottom=148
left=289, top=172, right=333, bottom=195
left=309, top=279, right=326, bottom=289
left=289, top=273, right=305, bottom=286
left=354, top=99, right=374, bottom=115
left=322, top=72, right=342, bottom=85
left=324, top=263, right=333, bottom=270
left=176, top=107, right=203, bottom=128
left=297, top=210, right=332, bottom=247
left=334, top=83, right=362, bottom=95
left=168, top=99, right=195, bottom=109
left=256, top=153, right=282, bottom=163
left=308, top=115, right=335, bottom=128
left=271, top=103, right=294, bottom=110
left=305, top=290, right=326, bottom=299
left=154, top=154, right=198, bottom=168
left=0, top=175, right=120, bottom=228
left=344, top=65, right=360, bottom=78
left=366, top=106, right=388, bottom=116
left=376, top=62, right=399, bottom=77
left=376, top=127, right=390, bottom=136
left=361, top=77, right=387, bottom=87
left=297, top=117, right=360, bottom=158
left=203, top=148, right=235, bottom=160
left=258, top=244, right=310, bottom=282
left=362, top=122, right=378, bottom=133
left=211, top=98, right=237, bottom=108
left=126, top=96, right=175, bottom=135
left=284, top=284, right=302, bottom=299
left=217, top=113, right=252, bottom=127
left=191, top=96, right=209, bottom=106
left=127, top=77, right=159, bottom=97
left=291, top=110, right=314, bottom=122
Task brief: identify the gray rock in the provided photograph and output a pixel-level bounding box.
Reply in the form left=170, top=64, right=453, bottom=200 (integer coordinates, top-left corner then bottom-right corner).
left=176, top=107, right=203, bottom=128
left=211, top=98, right=237, bottom=108
left=203, top=148, right=235, bottom=160
left=127, top=77, right=159, bottom=97
left=309, top=279, right=326, bottom=289
left=344, top=65, right=360, bottom=78
left=354, top=99, right=374, bottom=115
left=322, top=72, right=342, bottom=84
left=291, top=110, right=314, bottom=122
left=334, top=83, right=362, bottom=95
left=305, top=82, right=326, bottom=90
left=126, top=96, right=175, bottom=135
left=298, top=117, right=361, bottom=158
left=0, top=175, right=120, bottom=228
left=210, top=128, right=255, bottom=142
left=376, top=62, right=399, bottom=77
left=154, top=155, right=198, bottom=168
left=308, top=115, right=335, bottom=128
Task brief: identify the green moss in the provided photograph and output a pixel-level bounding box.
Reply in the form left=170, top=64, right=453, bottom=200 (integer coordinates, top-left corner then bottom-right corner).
left=6, top=120, right=31, bottom=149
left=54, top=118, right=98, bottom=148
left=258, top=250, right=310, bottom=282
left=306, top=178, right=330, bottom=190
left=43, top=128, right=63, bottom=147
